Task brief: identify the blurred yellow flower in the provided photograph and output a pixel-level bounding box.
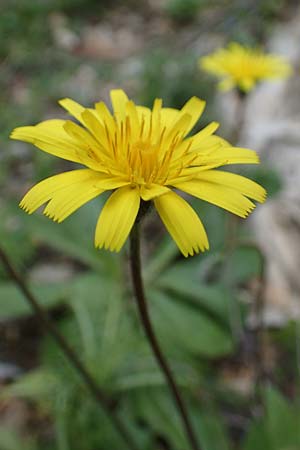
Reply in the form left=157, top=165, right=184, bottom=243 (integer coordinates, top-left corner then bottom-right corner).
left=11, top=89, right=266, bottom=256
left=199, top=42, right=292, bottom=92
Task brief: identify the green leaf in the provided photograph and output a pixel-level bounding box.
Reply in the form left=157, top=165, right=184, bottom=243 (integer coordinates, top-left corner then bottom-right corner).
left=144, top=235, right=179, bottom=283
left=42, top=273, right=148, bottom=387
left=23, top=197, right=119, bottom=273
left=0, top=202, right=35, bottom=276
left=115, top=368, right=165, bottom=391
left=243, top=386, right=300, bottom=450
left=243, top=420, right=270, bottom=450
left=130, top=389, right=230, bottom=450
left=196, top=410, right=230, bottom=450
left=0, top=427, right=37, bottom=450
left=130, top=388, right=190, bottom=450
left=223, top=245, right=263, bottom=285
left=0, top=281, right=69, bottom=320
left=69, top=272, right=131, bottom=379
left=251, top=166, right=282, bottom=198
left=149, top=289, right=234, bottom=357
left=155, top=259, right=235, bottom=327
left=1, top=369, right=59, bottom=401
left=165, top=0, right=205, bottom=22
left=265, top=386, right=300, bottom=450
left=189, top=199, right=227, bottom=251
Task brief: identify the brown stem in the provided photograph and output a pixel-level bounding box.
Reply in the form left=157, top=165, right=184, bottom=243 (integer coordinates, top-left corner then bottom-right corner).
left=227, top=90, right=267, bottom=412
left=223, top=238, right=267, bottom=414
left=243, top=241, right=267, bottom=415
left=230, top=89, right=247, bottom=145
left=0, top=246, right=139, bottom=450
left=129, top=221, right=201, bottom=450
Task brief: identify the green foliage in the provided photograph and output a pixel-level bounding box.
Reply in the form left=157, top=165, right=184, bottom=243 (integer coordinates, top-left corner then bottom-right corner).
left=243, top=386, right=300, bottom=450
left=22, top=198, right=112, bottom=272
left=165, top=0, right=206, bottom=22
left=149, top=289, right=234, bottom=358
left=258, top=0, right=286, bottom=20
left=0, top=427, right=39, bottom=450
left=0, top=184, right=275, bottom=449
left=250, top=166, right=283, bottom=198
left=0, top=2, right=51, bottom=61
left=0, top=282, right=68, bottom=320
left=221, top=245, right=264, bottom=286
left=196, top=409, right=230, bottom=450
left=1, top=192, right=254, bottom=449
left=0, top=204, right=35, bottom=275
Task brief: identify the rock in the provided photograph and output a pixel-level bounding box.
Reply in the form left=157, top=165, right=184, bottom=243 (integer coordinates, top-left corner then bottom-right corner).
left=0, top=362, right=22, bottom=382
left=49, top=12, right=80, bottom=51
left=80, top=22, right=143, bottom=60
left=29, top=262, right=75, bottom=284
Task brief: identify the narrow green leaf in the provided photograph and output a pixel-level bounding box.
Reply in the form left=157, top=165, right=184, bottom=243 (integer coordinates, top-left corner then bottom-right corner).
left=196, top=410, right=231, bottom=450
left=0, top=281, right=69, bottom=320
left=149, top=289, right=234, bottom=357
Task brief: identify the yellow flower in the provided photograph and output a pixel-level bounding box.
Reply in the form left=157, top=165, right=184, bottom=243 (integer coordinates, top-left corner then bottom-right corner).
left=11, top=89, right=266, bottom=257
left=199, top=42, right=292, bottom=92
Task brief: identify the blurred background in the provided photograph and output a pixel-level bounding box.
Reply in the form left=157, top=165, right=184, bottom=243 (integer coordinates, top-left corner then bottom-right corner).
left=1, top=1, right=300, bottom=449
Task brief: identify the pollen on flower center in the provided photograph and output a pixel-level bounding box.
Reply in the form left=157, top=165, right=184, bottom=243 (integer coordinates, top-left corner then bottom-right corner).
left=127, top=139, right=160, bottom=185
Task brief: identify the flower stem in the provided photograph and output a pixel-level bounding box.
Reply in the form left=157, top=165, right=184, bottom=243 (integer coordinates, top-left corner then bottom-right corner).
left=0, top=246, right=139, bottom=450
left=129, top=222, right=200, bottom=450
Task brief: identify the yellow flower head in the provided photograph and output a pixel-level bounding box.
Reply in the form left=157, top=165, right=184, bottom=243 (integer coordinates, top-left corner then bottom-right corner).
left=199, top=42, right=292, bottom=93
left=11, top=89, right=266, bottom=257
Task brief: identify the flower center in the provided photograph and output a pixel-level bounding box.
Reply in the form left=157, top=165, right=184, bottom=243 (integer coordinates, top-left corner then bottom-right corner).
left=128, top=140, right=160, bottom=185
left=92, top=111, right=193, bottom=187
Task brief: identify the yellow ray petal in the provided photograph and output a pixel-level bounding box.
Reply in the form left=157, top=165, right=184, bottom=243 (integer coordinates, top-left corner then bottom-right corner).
left=154, top=191, right=209, bottom=257
left=59, top=97, right=100, bottom=128
left=43, top=177, right=129, bottom=223
left=10, top=120, right=91, bottom=165
left=189, top=135, right=230, bottom=156
left=181, top=96, right=206, bottom=135
left=174, top=179, right=256, bottom=218
left=19, top=169, right=99, bottom=214
left=150, top=99, right=163, bottom=138
left=217, top=147, right=260, bottom=165
left=218, top=78, right=235, bottom=92
left=126, top=101, right=140, bottom=141
left=161, top=113, right=192, bottom=151
left=136, top=105, right=152, bottom=118
left=140, top=184, right=170, bottom=201
left=20, top=170, right=127, bottom=221
left=63, top=120, right=99, bottom=150
left=95, top=186, right=140, bottom=252
left=136, top=105, right=152, bottom=139
left=192, top=147, right=260, bottom=166
left=81, top=109, right=110, bottom=150
left=59, top=98, right=85, bottom=123
left=160, top=108, right=181, bottom=129
left=188, top=122, right=220, bottom=148
left=174, top=122, right=221, bottom=156
left=197, top=170, right=266, bottom=202
left=95, top=101, right=117, bottom=135
left=43, top=182, right=104, bottom=222
left=110, top=89, right=129, bottom=121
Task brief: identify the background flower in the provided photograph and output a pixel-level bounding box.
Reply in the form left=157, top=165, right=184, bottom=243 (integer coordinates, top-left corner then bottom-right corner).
left=199, top=42, right=292, bottom=92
